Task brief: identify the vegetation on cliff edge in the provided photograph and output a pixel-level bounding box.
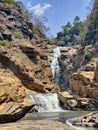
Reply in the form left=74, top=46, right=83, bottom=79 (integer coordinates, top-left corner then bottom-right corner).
left=55, top=0, right=98, bottom=46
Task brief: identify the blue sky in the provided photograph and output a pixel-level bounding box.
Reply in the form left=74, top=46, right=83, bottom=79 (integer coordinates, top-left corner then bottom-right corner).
left=18, top=0, right=91, bottom=36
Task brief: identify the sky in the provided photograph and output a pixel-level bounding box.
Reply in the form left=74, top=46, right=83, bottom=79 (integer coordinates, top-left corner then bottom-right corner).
left=18, top=0, right=91, bottom=36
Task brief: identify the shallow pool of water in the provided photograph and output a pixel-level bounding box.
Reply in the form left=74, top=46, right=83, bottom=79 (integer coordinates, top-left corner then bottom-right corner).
left=23, top=111, right=89, bottom=120
left=22, top=111, right=98, bottom=130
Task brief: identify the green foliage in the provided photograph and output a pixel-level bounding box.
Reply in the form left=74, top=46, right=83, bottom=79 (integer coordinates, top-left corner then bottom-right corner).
left=56, top=40, right=65, bottom=46
left=0, top=40, right=13, bottom=47
left=55, top=16, right=84, bottom=46
left=14, top=31, right=23, bottom=39
left=4, top=0, right=15, bottom=4
left=84, top=0, right=98, bottom=45
left=55, top=0, right=98, bottom=46
left=32, top=25, right=39, bottom=34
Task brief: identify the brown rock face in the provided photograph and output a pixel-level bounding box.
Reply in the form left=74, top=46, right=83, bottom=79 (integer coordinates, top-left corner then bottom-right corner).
left=0, top=68, right=35, bottom=123
left=0, top=1, right=57, bottom=93
left=0, top=68, right=25, bottom=103
left=72, top=112, right=98, bottom=127
left=0, top=1, right=58, bottom=123
left=70, top=71, right=94, bottom=97
left=0, top=46, right=57, bottom=93
left=58, top=92, right=77, bottom=109
left=70, top=64, right=98, bottom=101
left=59, top=45, right=80, bottom=89
left=58, top=91, right=96, bottom=110
left=94, top=62, right=98, bottom=82
left=59, top=44, right=98, bottom=90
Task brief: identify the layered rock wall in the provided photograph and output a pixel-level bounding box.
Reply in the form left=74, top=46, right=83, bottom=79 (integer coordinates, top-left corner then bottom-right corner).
left=0, top=46, right=57, bottom=93
left=59, top=44, right=98, bottom=90
left=70, top=63, right=98, bottom=100
left=0, top=1, right=58, bottom=123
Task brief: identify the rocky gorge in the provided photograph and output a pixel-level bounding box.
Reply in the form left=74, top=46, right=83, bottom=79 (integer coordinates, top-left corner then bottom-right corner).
left=0, top=0, right=98, bottom=130
left=0, top=0, right=58, bottom=124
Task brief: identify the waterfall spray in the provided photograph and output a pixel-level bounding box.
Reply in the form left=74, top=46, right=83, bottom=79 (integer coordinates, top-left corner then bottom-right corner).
left=28, top=93, right=63, bottom=112
left=50, top=47, right=61, bottom=86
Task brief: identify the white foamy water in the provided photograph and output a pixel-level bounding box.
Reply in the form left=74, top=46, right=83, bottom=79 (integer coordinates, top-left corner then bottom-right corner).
left=50, top=47, right=61, bottom=85
left=28, top=93, right=63, bottom=112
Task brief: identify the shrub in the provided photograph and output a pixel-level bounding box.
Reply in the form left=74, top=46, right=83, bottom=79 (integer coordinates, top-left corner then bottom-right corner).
left=0, top=40, right=13, bottom=46
left=56, top=40, right=65, bottom=46
left=32, top=25, right=39, bottom=34
left=14, top=31, right=23, bottom=39
left=4, top=0, right=15, bottom=4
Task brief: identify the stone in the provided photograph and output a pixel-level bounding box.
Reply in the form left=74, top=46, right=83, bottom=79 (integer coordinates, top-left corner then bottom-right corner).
left=0, top=1, right=59, bottom=124
left=0, top=46, right=57, bottom=93
left=67, top=99, right=77, bottom=108
left=94, top=62, right=98, bottom=82
left=78, top=98, right=89, bottom=108
left=58, top=45, right=81, bottom=89
left=0, top=120, right=74, bottom=130
left=0, top=68, right=36, bottom=123
left=58, top=92, right=78, bottom=109
left=2, top=30, right=12, bottom=41
left=0, top=100, right=35, bottom=123
left=72, top=112, right=98, bottom=128
left=58, top=92, right=74, bottom=103
left=0, top=127, right=21, bottom=130
left=70, top=71, right=94, bottom=97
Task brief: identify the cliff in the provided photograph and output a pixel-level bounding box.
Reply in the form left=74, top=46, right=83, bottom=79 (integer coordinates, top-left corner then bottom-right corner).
left=0, top=0, right=57, bottom=123
left=59, top=44, right=98, bottom=89
left=70, top=62, right=98, bottom=100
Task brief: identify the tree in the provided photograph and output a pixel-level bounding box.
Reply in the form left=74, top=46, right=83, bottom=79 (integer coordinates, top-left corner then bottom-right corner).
left=82, top=0, right=98, bottom=45
left=4, top=0, right=15, bottom=4
left=74, top=16, right=80, bottom=23
left=55, top=16, right=83, bottom=46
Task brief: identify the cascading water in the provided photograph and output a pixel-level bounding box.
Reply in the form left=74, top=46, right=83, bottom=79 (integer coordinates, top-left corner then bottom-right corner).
left=28, top=47, right=64, bottom=112
left=50, top=46, right=61, bottom=86
left=28, top=93, right=63, bottom=112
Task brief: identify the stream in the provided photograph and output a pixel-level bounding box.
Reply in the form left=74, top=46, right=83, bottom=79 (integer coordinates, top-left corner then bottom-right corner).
left=25, top=46, right=97, bottom=130
left=27, top=93, right=97, bottom=130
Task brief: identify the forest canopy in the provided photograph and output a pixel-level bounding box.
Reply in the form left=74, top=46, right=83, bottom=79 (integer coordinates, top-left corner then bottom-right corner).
left=55, top=0, right=98, bottom=46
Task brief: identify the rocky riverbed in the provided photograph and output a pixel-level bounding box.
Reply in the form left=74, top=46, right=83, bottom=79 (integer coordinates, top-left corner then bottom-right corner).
left=0, top=120, right=74, bottom=130
left=71, top=112, right=98, bottom=128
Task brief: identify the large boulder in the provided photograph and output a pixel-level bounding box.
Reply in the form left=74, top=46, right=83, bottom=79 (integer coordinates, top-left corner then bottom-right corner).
left=70, top=62, right=98, bottom=101
left=58, top=92, right=77, bottom=109
left=0, top=68, right=35, bottom=123
left=70, top=71, right=94, bottom=97
left=72, top=112, right=98, bottom=127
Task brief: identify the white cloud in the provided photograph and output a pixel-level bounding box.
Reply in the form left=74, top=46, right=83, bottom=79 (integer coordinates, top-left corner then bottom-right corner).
left=27, top=3, right=52, bottom=16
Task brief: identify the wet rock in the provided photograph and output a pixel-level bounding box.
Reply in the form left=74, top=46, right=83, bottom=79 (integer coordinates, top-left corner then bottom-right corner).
left=67, top=99, right=77, bottom=108
left=72, top=112, right=98, bottom=128
left=78, top=98, right=89, bottom=108
left=58, top=92, right=73, bottom=103
left=58, top=92, right=78, bottom=109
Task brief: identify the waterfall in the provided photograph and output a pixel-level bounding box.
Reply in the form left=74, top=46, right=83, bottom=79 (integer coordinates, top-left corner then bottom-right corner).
left=50, top=46, right=61, bottom=86
left=28, top=93, right=63, bottom=112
